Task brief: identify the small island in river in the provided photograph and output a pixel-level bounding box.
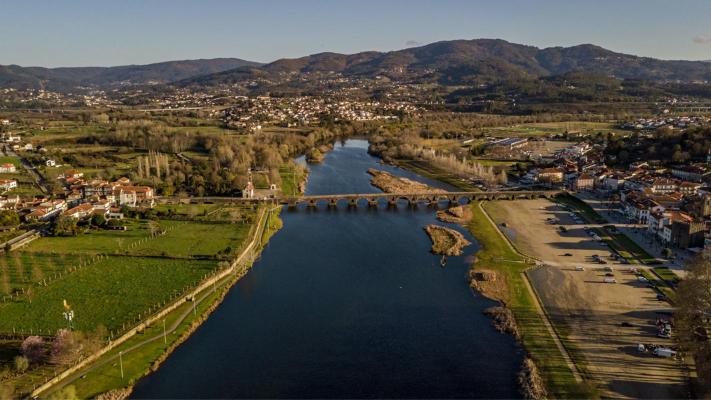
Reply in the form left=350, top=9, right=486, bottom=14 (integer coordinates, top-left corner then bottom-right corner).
left=367, top=168, right=445, bottom=193
left=423, top=224, right=471, bottom=256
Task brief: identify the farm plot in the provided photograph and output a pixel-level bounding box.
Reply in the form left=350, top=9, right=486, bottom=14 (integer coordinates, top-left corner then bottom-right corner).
left=0, top=256, right=218, bottom=333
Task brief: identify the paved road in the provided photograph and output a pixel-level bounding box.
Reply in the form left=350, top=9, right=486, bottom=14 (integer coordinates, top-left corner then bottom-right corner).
left=4, top=146, right=49, bottom=193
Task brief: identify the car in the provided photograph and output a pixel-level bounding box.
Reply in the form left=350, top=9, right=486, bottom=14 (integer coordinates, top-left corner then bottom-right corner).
left=563, top=253, right=573, bottom=257
left=575, top=266, right=585, bottom=271
left=621, top=322, right=634, bottom=327
left=603, top=278, right=617, bottom=283
left=657, top=294, right=668, bottom=301
left=598, top=260, right=608, bottom=264
left=605, top=272, right=615, bottom=277
left=638, top=276, right=648, bottom=282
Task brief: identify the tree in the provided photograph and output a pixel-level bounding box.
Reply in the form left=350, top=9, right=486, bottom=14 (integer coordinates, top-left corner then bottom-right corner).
left=91, top=214, right=106, bottom=227
left=0, top=210, right=19, bottom=227
left=54, top=216, right=79, bottom=236
left=21, top=336, right=46, bottom=364
left=676, top=256, right=711, bottom=395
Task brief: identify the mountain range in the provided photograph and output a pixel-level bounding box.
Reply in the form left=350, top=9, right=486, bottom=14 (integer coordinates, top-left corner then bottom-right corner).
left=0, top=58, right=261, bottom=91
left=3, top=39, right=711, bottom=92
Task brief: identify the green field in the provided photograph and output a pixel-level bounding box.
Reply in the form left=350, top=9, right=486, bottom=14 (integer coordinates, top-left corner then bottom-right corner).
left=279, top=163, right=307, bottom=196
left=485, top=121, right=627, bottom=138
left=470, top=202, right=588, bottom=398
left=0, top=256, right=218, bottom=333
left=0, top=210, right=258, bottom=335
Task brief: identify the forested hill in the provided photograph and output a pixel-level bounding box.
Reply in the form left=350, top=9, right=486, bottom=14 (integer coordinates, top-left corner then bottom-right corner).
left=0, top=58, right=262, bottom=91
left=180, top=39, right=711, bottom=87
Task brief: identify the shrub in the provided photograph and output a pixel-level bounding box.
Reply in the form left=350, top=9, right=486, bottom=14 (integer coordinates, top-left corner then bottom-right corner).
left=21, top=335, right=46, bottom=364
left=14, top=356, right=29, bottom=373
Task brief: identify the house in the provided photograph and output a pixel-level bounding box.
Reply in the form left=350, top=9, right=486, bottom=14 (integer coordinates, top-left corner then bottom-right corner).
left=62, top=203, right=94, bottom=219
left=650, top=178, right=678, bottom=194
left=537, top=168, right=564, bottom=184
left=670, top=216, right=706, bottom=249
left=62, top=170, right=84, bottom=180
left=45, top=159, right=56, bottom=167
left=678, top=181, right=702, bottom=196
left=0, top=163, right=16, bottom=173
left=115, top=186, right=154, bottom=207
left=574, top=173, right=595, bottom=190
left=670, top=164, right=711, bottom=183
left=243, top=180, right=255, bottom=199
left=22, top=143, right=33, bottom=151
left=0, top=179, right=17, bottom=192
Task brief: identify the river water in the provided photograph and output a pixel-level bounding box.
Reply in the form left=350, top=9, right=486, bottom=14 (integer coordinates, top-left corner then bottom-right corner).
left=132, top=139, right=522, bottom=399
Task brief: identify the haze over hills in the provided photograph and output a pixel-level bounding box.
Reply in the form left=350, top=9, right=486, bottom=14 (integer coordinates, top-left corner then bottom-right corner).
left=3, top=39, right=711, bottom=93
left=180, top=39, right=711, bottom=88
left=0, top=58, right=262, bottom=91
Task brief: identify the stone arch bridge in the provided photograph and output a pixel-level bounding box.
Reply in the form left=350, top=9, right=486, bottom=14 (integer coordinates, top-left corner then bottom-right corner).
left=157, top=190, right=563, bottom=208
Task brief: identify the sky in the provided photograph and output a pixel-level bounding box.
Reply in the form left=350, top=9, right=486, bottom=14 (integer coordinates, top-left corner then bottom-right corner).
left=2, top=0, right=711, bottom=67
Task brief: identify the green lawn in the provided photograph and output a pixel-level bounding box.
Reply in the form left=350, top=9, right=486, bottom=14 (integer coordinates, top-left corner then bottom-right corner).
left=279, top=163, right=307, bottom=196
left=469, top=202, right=587, bottom=398
left=653, top=266, right=680, bottom=284
left=0, top=256, right=218, bottom=333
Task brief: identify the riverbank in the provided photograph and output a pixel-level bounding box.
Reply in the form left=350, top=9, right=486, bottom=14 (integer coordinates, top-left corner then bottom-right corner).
left=423, top=224, right=470, bottom=256
left=465, top=201, right=588, bottom=398
left=367, top=168, right=444, bottom=193
left=37, top=207, right=284, bottom=399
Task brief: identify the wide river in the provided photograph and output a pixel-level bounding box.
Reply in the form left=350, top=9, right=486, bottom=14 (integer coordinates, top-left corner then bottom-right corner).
left=132, top=139, right=522, bottom=398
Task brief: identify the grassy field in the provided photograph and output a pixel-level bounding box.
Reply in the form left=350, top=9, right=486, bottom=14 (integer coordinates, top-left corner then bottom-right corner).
left=469, top=202, right=587, bottom=398
left=653, top=266, right=681, bottom=284
left=0, top=209, right=258, bottom=335
left=279, top=163, right=307, bottom=196
left=0, top=256, right=219, bottom=333
left=485, top=121, right=626, bottom=138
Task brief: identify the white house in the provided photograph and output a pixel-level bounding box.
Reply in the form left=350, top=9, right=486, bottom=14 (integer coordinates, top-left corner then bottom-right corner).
left=0, top=179, right=17, bottom=192
left=0, top=163, right=16, bottom=173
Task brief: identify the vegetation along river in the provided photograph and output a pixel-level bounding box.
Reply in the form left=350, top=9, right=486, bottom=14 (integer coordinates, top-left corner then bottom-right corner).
left=132, top=139, right=523, bottom=398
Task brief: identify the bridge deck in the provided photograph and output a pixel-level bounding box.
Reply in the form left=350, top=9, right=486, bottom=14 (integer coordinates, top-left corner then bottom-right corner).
left=156, top=190, right=564, bottom=205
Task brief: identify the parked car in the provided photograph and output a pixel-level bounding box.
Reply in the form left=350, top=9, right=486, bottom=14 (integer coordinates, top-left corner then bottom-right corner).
left=575, top=266, right=585, bottom=271
left=604, top=277, right=617, bottom=283
left=563, top=253, right=573, bottom=256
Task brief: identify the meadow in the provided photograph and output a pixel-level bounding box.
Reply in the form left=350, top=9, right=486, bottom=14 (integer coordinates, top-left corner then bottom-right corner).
left=0, top=207, right=258, bottom=334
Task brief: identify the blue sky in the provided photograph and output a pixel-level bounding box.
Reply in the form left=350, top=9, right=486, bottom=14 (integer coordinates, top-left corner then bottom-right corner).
left=2, top=0, right=711, bottom=67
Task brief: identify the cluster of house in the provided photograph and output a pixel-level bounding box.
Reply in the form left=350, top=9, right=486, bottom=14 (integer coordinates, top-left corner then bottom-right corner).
left=618, top=116, right=709, bottom=131
left=222, top=96, right=415, bottom=132
left=568, top=161, right=711, bottom=250
left=1, top=172, right=156, bottom=223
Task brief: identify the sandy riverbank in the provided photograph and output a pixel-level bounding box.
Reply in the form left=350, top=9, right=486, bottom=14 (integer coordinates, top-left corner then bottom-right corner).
left=423, top=224, right=471, bottom=256
left=367, top=168, right=444, bottom=194
left=485, top=199, right=688, bottom=399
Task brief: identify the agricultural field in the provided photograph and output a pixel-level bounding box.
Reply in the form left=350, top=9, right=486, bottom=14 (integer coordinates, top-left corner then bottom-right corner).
left=0, top=256, right=218, bottom=333
left=484, top=121, right=627, bottom=138
left=0, top=206, right=258, bottom=334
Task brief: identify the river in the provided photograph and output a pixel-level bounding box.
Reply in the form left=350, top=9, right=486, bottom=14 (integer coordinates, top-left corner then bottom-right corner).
left=132, top=139, right=523, bottom=398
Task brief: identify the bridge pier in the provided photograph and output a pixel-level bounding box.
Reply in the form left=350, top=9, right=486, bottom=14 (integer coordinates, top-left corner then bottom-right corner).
left=348, top=198, right=358, bottom=208
left=307, top=199, right=317, bottom=208
left=368, top=199, right=378, bottom=208
left=328, top=198, right=338, bottom=208
left=428, top=197, right=439, bottom=207
left=387, top=197, right=397, bottom=207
